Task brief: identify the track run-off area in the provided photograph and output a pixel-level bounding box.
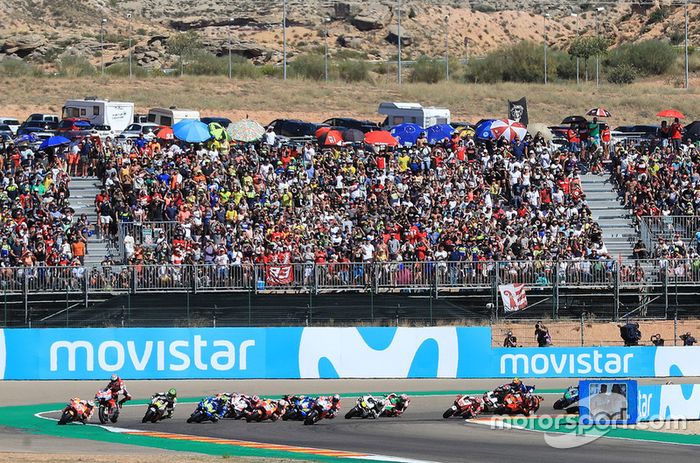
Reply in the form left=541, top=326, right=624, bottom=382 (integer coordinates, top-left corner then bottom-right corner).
left=1, top=379, right=700, bottom=463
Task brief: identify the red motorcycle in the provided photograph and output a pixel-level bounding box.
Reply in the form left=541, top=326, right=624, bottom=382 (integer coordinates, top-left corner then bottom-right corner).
left=58, top=398, right=92, bottom=425
left=304, top=397, right=334, bottom=425
left=443, top=395, right=484, bottom=419
left=94, top=389, right=119, bottom=424
left=500, top=387, right=542, bottom=417
left=246, top=399, right=285, bottom=422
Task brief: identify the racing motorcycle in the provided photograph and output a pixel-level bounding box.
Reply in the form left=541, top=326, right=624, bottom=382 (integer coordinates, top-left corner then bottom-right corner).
left=304, top=397, right=334, bottom=425
left=94, top=389, right=119, bottom=424
left=58, top=398, right=90, bottom=425
left=282, top=396, right=315, bottom=421
left=142, top=396, right=169, bottom=423
left=246, top=399, right=285, bottom=422
left=443, top=395, right=483, bottom=419
left=553, top=386, right=580, bottom=414
left=187, top=397, right=220, bottom=423
left=500, top=386, right=542, bottom=417
left=345, top=395, right=379, bottom=419
left=225, top=394, right=251, bottom=419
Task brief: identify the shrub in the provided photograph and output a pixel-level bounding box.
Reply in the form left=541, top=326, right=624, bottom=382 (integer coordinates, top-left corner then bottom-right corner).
left=104, top=60, right=150, bottom=77
left=289, top=53, right=325, bottom=80
left=604, top=40, right=676, bottom=76
left=337, top=59, right=369, bottom=82
left=464, top=42, right=556, bottom=83
left=56, top=55, right=96, bottom=77
left=647, top=6, right=670, bottom=25
left=186, top=51, right=227, bottom=76
left=607, top=64, right=637, bottom=85
left=410, top=56, right=445, bottom=83
left=0, top=57, right=42, bottom=77
left=231, top=56, right=262, bottom=79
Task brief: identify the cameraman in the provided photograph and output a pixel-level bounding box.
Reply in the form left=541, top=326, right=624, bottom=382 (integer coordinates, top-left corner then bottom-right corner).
left=503, top=330, right=517, bottom=348
left=619, top=322, right=642, bottom=346
left=680, top=332, right=697, bottom=346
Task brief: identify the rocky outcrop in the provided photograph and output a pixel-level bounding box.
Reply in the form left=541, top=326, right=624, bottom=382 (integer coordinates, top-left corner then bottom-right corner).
left=385, top=25, right=413, bottom=46
left=351, top=15, right=385, bottom=31
left=1, top=34, right=47, bottom=58
left=336, top=35, right=364, bottom=49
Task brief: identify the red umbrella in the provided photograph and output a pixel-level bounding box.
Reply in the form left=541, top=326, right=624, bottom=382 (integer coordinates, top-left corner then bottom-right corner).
left=490, top=119, right=527, bottom=142
left=315, top=126, right=331, bottom=138
left=657, top=109, right=685, bottom=119
left=364, top=130, right=398, bottom=146
left=318, top=129, right=344, bottom=147
left=586, top=107, right=612, bottom=117
left=156, top=126, right=174, bottom=141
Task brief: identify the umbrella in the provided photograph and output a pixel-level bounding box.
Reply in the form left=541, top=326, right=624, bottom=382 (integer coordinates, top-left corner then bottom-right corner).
left=685, top=121, right=700, bottom=142
left=454, top=125, right=476, bottom=138
left=75, top=120, right=92, bottom=128
left=318, top=129, right=344, bottom=147
left=657, top=109, right=685, bottom=119
left=341, top=128, right=365, bottom=144
left=173, top=119, right=211, bottom=143
left=474, top=120, right=496, bottom=140
left=561, top=116, right=588, bottom=124
left=390, top=123, right=424, bottom=146
left=315, top=126, right=331, bottom=138
left=364, top=130, right=398, bottom=146
left=527, top=123, right=554, bottom=142
left=208, top=122, right=229, bottom=141
left=227, top=119, right=265, bottom=142
left=425, top=124, right=455, bottom=145
left=13, top=133, right=37, bottom=144
left=490, top=119, right=527, bottom=142
left=586, top=108, right=612, bottom=118
left=39, top=135, right=71, bottom=150
left=156, top=126, right=174, bottom=141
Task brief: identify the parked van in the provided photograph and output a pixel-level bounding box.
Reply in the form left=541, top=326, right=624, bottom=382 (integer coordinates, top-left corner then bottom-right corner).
left=378, top=102, right=450, bottom=128
left=62, top=98, right=134, bottom=134
left=147, top=107, right=200, bottom=127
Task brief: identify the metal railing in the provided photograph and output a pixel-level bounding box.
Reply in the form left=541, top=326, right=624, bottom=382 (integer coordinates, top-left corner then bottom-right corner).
left=3, top=259, right=700, bottom=297
left=639, top=215, right=700, bottom=250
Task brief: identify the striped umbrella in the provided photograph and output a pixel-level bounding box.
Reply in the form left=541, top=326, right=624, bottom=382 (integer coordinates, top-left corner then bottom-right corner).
left=227, top=119, right=265, bottom=142
left=489, top=119, right=527, bottom=142
left=586, top=107, right=612, bottom=117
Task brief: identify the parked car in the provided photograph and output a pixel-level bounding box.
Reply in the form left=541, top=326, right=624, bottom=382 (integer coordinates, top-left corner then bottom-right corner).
left=91, top=124, right=116, bottom=140
left=322, top=117, right=379, bottom=133
left=267, top=119, right=328, bottom=141
left=0, top=124, right=14, bottom=141
left=17, top=121, right=58, bottom=136
left=24, top=113, right=60, bottom=125
left=0, top=117, right=20, bottom=135
left=201, top=117, right=232, bottom=128
left=58, top=118, right=92, bottom=132
left=116, top=122, right=160, bottom=140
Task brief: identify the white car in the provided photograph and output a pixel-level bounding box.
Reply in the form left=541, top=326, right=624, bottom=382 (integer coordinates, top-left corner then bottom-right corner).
left=91, top=124, right=116, bottom=140
left=0, top=117, right=20, bottom=135
left=116, top=122, right=160, bottom=140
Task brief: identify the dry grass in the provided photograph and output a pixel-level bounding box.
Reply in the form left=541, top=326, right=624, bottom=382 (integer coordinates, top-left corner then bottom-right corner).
left=1, top=75, right=698, bottom=126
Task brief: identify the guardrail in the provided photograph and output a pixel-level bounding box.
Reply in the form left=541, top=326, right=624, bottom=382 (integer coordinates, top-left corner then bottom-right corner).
left=639, top=215, right=700, bottom=251
left=1, top=259, right=699, bottom=297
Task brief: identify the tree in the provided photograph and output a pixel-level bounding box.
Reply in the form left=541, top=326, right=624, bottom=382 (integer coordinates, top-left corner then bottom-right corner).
left=167, top=31, right=203, bottom=75
left=568, top=36, right=609, bottom=82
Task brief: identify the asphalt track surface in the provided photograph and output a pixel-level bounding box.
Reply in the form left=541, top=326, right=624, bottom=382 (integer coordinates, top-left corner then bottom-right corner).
left=24, top=379, right=700, bottom=463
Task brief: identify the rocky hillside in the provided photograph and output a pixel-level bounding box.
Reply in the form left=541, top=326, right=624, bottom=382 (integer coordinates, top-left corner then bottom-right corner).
left=0, top=0, right=697, bottom=70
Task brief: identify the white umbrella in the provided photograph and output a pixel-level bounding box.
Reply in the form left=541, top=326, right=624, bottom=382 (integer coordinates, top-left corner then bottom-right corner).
left=228, top=119, right=265, bottom=142
left=490, top=119, right=527, bottom=142
left=527, top=123, right=554, bottom=142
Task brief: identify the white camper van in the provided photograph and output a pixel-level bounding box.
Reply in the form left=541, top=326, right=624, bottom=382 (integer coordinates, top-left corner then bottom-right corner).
left=62, top=98, right=134, bottom=134
left=147, top=107, right=200, bottom=127
left=378, top=102, right=451, bottom=128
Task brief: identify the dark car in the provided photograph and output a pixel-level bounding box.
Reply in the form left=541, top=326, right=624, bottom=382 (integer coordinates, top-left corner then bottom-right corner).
left=201, top=117, right=232, bottom=128
left=613, top=125, right=660, bottom=137
left=322, top=118, right=379, bottom=133
left=0, top=124, right=13, bottom=140
left=267, top=119, right=328, bottom=141
left=58, top=118, right=92, bottom=133
left=17, top=121, right=58, bottom=136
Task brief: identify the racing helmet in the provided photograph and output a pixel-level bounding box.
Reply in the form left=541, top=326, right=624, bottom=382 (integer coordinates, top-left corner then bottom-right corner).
left=332, top=394, right=340, bottom=403
left=251, top=395, right=260, bottom=403
left=86, top=400, right=95, bottom=407
left=400, top=394, right=409, bottom=401
left=512, top=377, right=521, bottom=386
left=167, top=388, right=177, bottom=399
left=110, top=374, right=119, bottom=382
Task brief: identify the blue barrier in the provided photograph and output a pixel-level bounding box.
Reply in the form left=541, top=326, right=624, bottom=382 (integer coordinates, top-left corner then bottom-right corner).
left=1, top=327, right=699, bottom=380
left=638, top=384, right=700, bottom=421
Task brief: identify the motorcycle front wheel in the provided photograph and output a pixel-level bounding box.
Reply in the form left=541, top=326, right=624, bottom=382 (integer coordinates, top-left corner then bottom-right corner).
left=443, top=407, right=456, bottom=419
left=142, top=408, right=155, bottom=424
left=98, top=406, right=108, bottom=424
left=345, top=407, right=359, bottom=419
left=58, top=410, right=73, bottom=425
left=304, top=410, right=318, bottom=425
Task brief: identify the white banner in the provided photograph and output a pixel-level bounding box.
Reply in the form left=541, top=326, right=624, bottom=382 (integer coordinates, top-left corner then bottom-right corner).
left=499, top=284, right=528, bottom=312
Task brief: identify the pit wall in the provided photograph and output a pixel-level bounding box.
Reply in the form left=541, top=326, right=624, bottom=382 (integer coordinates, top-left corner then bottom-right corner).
left=1, top=327, right=699, bottom=380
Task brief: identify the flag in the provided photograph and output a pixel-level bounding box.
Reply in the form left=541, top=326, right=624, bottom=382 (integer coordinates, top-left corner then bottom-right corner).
left=267, top=264, right=294, bottom=285
left=499, top=284, right=528, bottom=312
left=508, top=97, right=529, bottom=126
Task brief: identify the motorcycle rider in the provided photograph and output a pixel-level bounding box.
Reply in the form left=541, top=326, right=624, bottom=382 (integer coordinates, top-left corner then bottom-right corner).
left=74, top=398, right=95, bottom=424
left=151, top=388, right=177, bottom=419
left=376, top=393, right=410, bottom=417
left=327, top=394, right=342, bottom=418
left=214, top=393, right=232, bottom=418
left=508, top=378, right=528, bottom=395
left=105, top=374, right=132, bottom=407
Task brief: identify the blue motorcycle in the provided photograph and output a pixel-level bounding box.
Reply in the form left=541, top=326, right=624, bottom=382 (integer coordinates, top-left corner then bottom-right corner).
left=282, top=396, right=316, bottom=421
left=187, top=397, right=220, bottom=423
left=553, top=386, right=580, bottom=414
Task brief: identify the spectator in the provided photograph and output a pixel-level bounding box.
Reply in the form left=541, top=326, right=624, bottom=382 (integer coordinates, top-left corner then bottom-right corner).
left=680, top=332, right=697, bottom=346
left=503, top=330, right=518, bottom=348
left=535, top=322, right=552, bottom=347
left=632, top=240, right=648, bottom=259
left=619, top=322, right=641, bottom=346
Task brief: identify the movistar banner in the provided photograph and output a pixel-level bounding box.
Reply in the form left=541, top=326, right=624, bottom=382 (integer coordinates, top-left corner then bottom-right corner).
left=638, top=384, right=700, bottom=421
left=0, top=327, right=699, bottom=380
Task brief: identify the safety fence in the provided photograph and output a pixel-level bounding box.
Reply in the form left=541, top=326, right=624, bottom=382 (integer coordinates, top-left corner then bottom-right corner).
left=2, top=259, right=700, bottom=296
left=639, top=215, right=700, bottom=250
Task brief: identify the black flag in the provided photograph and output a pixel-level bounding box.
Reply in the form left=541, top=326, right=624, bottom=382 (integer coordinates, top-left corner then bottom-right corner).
left=508, top=97, right=529, bottom=126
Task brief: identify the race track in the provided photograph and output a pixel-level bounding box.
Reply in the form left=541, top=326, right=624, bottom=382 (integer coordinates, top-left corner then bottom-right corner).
left=28, top=379, right=700, bottom=463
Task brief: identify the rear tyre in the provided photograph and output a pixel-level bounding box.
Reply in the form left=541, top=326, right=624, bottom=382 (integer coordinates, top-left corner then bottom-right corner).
left=110, top=408, right=119, bottom=423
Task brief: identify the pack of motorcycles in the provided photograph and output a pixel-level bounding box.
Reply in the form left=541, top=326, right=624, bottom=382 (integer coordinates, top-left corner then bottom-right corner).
left=58, top=385, right=581, bottom=426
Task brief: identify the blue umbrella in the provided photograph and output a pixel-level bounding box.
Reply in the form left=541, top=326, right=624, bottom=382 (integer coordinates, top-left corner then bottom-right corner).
left=172, top=119, right=211, bottom=143
left=13, top=133, right=37, bottom=144
left=474, top=119, right=496, bottom=140
left=425, top=124, right=455, bottom=145
left=390, top=123, right=424, bottom=146
left=39, top=135, right=71, bottom=150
